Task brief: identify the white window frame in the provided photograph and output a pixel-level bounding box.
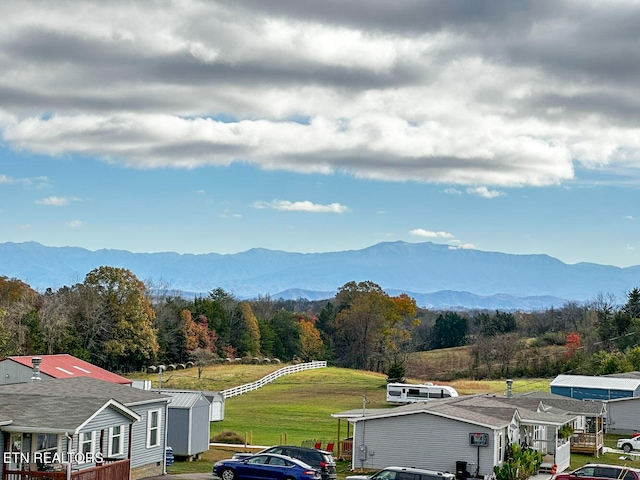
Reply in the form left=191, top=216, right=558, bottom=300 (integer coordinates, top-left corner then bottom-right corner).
left=147, top=409, right=161, bottom=448
left=79, top=431, right=96, bottom=457
left=108, top=425, right=124, bottom=457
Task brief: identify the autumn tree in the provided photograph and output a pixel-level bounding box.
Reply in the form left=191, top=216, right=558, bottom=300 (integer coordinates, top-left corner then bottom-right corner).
left=299, top=318, right=323, bottom=361
left=183, top=310, right=216, bottom=355
left=334, top=281, right=418, bottom=372
left=0, top=276, right=39, bottom=355
left=81, top=266, right=159, bottom=371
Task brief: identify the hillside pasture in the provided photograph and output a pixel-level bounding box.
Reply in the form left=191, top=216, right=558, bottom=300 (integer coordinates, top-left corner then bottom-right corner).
left=406, top=342, right=565, bottom=381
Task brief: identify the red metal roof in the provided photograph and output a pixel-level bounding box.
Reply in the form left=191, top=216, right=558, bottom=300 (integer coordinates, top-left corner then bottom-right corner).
left=7, top=354, right=132, bottom=385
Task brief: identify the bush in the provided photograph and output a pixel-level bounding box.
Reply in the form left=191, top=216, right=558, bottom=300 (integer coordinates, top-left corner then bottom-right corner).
left=211, top=429, right=245, bottom=444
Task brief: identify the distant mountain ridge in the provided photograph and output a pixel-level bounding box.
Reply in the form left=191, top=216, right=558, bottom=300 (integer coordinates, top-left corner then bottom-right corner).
left=1, top=240, right=639, bottom=310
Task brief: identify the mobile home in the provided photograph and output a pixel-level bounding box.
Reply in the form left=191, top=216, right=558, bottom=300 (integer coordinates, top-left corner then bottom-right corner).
left=386, top=382, right=459, bottom=403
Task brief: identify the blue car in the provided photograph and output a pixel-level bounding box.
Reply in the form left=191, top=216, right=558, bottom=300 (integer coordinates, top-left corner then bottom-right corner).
left=213, top=453, right=321, bottom=480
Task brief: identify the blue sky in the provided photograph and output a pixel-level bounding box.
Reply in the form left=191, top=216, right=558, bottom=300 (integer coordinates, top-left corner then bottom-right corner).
left=1, top=1, right=640, bottom=267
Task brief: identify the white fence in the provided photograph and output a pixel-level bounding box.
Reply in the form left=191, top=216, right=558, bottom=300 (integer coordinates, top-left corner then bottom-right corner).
left=221, top=361, right=327, bottom=398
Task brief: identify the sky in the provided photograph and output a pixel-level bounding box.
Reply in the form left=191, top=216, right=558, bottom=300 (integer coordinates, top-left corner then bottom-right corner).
left=1, top=1, right=640, bottom=268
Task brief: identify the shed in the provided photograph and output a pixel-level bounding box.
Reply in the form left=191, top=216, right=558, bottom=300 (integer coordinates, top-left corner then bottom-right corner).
left=161, top=391, right=211, bottom=458
left=141, top=386, right=224, bottom=421
left=550, top=374, right=640, bottom=400
left=604, top=396, right=640, bottom=435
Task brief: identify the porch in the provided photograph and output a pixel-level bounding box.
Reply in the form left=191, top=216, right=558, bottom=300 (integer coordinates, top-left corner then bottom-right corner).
left=1, top=458, right=130, bottom=480
left=570, top=416, right=605, bottom=457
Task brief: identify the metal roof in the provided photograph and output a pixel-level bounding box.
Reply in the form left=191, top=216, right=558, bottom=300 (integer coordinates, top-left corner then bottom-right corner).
left=550, top=374, right=640, bottom=391
left=159, top=390, right=210, bottom=409
left=5, top=354, right=132, bottom=384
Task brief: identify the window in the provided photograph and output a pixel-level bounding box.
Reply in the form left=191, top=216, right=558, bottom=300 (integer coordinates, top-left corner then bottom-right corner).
left=147, top=409, right=161, bottom=448
left=79, top=431, right=95, bottom=456
left=36, top=434, right=59, bottom=454
left=575, top=467, right=595, bottom=477
left=108, top=425, right=124, bottom=457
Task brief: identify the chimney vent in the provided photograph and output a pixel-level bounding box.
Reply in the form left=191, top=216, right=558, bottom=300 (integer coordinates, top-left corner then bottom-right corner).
left=506, top=378, right=513, bottom=398
left=31, top=357, right=42, bottom=381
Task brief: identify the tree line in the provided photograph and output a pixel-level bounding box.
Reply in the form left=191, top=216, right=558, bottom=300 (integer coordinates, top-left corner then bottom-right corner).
left=1, top=267, right=640, bottom=379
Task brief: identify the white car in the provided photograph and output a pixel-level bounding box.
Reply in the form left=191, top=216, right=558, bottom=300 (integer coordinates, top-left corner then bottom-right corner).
left=617, top=436, right=640, bottom=453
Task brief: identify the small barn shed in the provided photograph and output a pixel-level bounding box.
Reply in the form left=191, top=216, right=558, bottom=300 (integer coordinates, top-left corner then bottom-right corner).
left=145, top=387, right=224, bottom=421
left=550, top=374, right=640, bottom=400
left=162, top=391, right=211, bottom=459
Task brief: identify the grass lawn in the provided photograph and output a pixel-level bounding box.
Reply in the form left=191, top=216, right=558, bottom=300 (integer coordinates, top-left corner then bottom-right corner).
left=210, top=367, right=390, bottom=446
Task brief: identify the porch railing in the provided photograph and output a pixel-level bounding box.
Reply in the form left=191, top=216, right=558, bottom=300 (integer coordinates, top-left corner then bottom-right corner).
left=2, top=459, right=130, bottom=480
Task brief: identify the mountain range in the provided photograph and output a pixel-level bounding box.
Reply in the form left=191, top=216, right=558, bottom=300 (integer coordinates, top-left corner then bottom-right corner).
left=1, top=241, right=639, bottom=311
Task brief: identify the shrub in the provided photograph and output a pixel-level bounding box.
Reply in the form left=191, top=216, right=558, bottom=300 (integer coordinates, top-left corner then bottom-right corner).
left=211, top=429, right=245, bottom=444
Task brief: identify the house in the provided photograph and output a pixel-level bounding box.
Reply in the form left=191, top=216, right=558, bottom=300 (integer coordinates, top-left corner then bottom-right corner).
left=160, top=391, right=211, bottom=459
left=0, top=376, right=171, bottom=480
left=0, top=394, right=139, bottom=479
left=0, top=354, right=132, bottom=385
left=332, top=393, right=580, bottom=476
left=550, top=374, right=640, bottom=400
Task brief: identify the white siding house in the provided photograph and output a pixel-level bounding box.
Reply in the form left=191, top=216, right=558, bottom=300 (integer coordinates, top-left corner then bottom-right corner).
left=334, top=393, right=577, bottom=476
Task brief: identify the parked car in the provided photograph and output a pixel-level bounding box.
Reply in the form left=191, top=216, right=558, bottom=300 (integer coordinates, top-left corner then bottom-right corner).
left=232, top=446, right=337, bottom=480
left=213, top=453, right=321, bottom=480
left=346, top=466, right=455, bottom=480
left=552, top=464, right=640, bottom=480
left=617, top=436, right=640, bottom=453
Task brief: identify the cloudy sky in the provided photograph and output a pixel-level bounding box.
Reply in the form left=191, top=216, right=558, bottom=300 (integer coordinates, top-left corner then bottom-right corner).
left=1, top=0, right=640, bottom=267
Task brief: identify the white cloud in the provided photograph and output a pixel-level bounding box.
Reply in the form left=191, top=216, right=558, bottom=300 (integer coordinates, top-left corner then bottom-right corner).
left=67, top=220, right=83, bottom=228
left=624, top=215, right=635, bottom=221
left=409, top=229, right=454, bottom=239
left=0, top=1, right=640, bottom=187
left=252, top=200, right=349, bottom=213
left=35, top=196, right=70, bottom=206
left=626, top=244, right=636, bottom=251
left=466, top=187, right=505, bottom=199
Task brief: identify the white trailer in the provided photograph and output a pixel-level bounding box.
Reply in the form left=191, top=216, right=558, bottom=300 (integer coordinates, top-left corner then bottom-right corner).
left=386, top=382, right=459, bottom=403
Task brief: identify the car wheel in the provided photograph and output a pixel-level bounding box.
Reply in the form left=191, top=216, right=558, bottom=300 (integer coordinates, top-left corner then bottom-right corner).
left=221, top=468, right=237, bottom=480
left=623, top=444, right=633, bottom=453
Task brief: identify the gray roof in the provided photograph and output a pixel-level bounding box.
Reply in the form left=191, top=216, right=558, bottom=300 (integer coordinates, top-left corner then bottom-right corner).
left=605, top=372, right=640, bottom=380
left=0, top=377, right=171, bottom=406
left=333, top=391, right=583, bottom=429
left=551, top=374, right=640, bottom=391
left=159, top=391, right=211, bottom=409
left=150, top=387, right=224, bottom=402
left=515, top=391, right=606, bottom=415
left=0, top=394, right=138, bottom=433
